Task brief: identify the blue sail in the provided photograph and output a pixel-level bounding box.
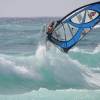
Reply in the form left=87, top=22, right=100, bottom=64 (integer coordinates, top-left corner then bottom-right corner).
left=49, top=2, right=100, bottom=53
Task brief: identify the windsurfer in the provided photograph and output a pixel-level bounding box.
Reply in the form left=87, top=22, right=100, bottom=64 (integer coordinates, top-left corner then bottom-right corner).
left=46, top=21, right=55, bottom=40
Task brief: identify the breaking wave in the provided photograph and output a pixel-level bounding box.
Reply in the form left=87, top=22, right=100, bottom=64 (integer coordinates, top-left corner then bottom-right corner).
left=0, top=45, right=100, bottom=94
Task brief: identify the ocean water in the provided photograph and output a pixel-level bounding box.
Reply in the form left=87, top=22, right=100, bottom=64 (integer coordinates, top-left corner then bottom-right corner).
left=0, top=17, right=100, bottom=100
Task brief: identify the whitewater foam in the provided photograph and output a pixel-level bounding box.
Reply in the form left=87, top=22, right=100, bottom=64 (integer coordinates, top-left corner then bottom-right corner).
left=94, top=24, right=100, bottom=29
left=70, top=44, right=100, bottom=54
left=0, top=44, right=100, bottom=94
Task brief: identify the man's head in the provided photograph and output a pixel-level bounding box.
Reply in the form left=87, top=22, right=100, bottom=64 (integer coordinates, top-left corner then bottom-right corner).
left=50, top=21, right=55, bottom=27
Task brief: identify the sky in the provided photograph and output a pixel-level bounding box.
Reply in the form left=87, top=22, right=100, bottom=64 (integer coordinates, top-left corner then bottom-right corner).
left=0, top=0, right=99, bottom=17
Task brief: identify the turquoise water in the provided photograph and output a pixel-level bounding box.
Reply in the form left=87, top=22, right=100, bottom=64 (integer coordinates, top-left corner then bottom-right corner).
left=0, top=89, right=100, bottom=100
left=0, top=18, right=100, bottom=99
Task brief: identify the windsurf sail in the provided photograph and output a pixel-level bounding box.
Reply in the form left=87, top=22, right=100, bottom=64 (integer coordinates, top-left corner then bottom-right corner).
left=48, top=2, right=100, bottom=53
